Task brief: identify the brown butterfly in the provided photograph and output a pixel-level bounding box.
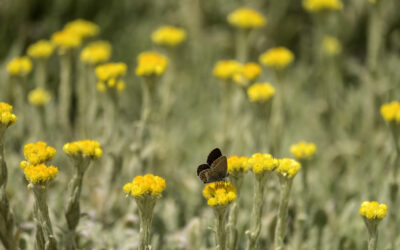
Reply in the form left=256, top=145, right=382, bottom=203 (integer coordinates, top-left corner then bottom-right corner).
left=197, top=148, right=228, bottom=183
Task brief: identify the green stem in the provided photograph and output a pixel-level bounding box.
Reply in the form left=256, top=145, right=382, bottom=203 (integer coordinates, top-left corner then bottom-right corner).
left=137, top=198, right=156, bottom=250
left=215, top=207, right=227, bottom=250
left=367, top=1, right=384, bottom=74
left=274, top=178, right=293, bottom=250
left=365, top=219, right=379, bottom=250
left=221, top=82, right=233, bottom=151
left=227, top=175, right=243, bottom=250
left=58, top=53, right=72, bottom=136
left=236, top=29, right=249, bottom=63
left=36, top=59, right=47, bottom=88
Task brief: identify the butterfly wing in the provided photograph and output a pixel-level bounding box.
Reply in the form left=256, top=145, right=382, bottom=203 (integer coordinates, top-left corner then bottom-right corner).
left=207, top=148, right=222, bottom=165
left=197, top=164, right=210, bottom=176
left=206, top=156, right=227, bottom=182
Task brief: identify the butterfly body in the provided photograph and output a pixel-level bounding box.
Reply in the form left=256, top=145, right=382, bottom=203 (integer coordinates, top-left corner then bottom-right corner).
left=197, top=148, right=228, bottom=183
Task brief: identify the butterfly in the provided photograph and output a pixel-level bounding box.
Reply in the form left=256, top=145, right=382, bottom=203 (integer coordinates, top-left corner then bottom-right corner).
left=197, top=148, right=228, bottom=183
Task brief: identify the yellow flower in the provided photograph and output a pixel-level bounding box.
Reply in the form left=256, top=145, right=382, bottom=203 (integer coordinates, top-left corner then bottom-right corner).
left=81, top=41, right=112, bottom=65
left=323, top=36, right=342, bottom=56
left=259, top=47, right=294, bottom=69
left=135, top=51, right=168, bottom=77
left=7, top=57, right=33, bottom=77
left=213, top=60, right=242, bottom=81
left=248, top=153, right=279, bottom=175
left=381, top=101, right=400, bottom=123
left=275, top=158, right=301, bottom=178
left=23, top=141, right=56, bottom=165
left=27, top=40, right=54, bottom=59
left=303, top=0, right=343, bottom=12
left=63, top=140, right=103, bottom=159
left=234, top=62, right=262, bottom=86
left=0, top=102, right=17, bottom=128
left=227, top=8, right=266, bottom=29
left=151, top=26, right=186, bottom=46
left=247, top=82, right=275, bottom=103
left=51, top=30, right=82, bottom=52
left=23, top=163, right=58, bottom=185
left=368, top=0, right=377, bottom=4
left=64, top=19, right=99, bottom=39
left=359, top=201, right=388, bottom=220
left=123, top=174, right=166, bottom=198
left=28, top=88, right=51, bottom=107
left=227, top=156, right=250, bottom=175
left=95, top=62, right=127, bottom=92
left=202, top=181, right=236, bottom=207
left=290, top=141, right=317, bottom=160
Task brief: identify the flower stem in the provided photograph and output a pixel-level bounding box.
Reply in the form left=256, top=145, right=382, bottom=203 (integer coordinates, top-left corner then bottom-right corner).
left=137, top=198, right=156, bottom=250
left=215, top=207, right=227, bottom=250
left=236, top=29, right=249, bottom=63
left=227, top=175, right=243, bottom=250
left=36, top=59, right=47, bottom=88
left=58, top=53, right=72, bottom=137
left=274, top=178, right=293, bottom=250
left=365, top=219, right=379, bottom=250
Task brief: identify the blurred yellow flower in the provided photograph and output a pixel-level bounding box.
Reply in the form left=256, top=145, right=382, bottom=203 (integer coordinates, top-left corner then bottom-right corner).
left=28, top=88, right=51, bottom=107
left=81, top=41, right=112, bottom=65
left=227, top=155, right=250, bottom=175
left=23, top=163, right=58, bottom=185
left=290, top=141, right=317, bottom=160
left=151, top=26, right=186, bottom=46
left=303, top=0, right=343, bottom=12
left=368, top=0, right=377, bottom=3
left=0, top=102, right=17, bottom=128
left=248, top=153, right=279, bottom=175
left=22, top=141, right=56, bottom=166
left=27, top=40, right=54, bottom=59
left=259, top=47, right=294, bottom=69
left=64, top=19, right=99, bottom=39
left=247, top=82, right=275, bottom=103
left=323, top=36, right=342, bottom=56
left=203, top=181, right=236, bottom=207
left=213, top=60, right=242, bottom=81
left=95, top=62, right=127, bottom=92
left=227, top=8, right=266, bottom=29
left=63, top=140, right=103, bottom=159
left=275, top=158, right=301, bottom=178
left=135, top=51, right=168, bottom=77
left=123, top=174, right=166, bottom=198
left=359, top=201, right=388, bottom=220
left=51, top=30, right=82, bottom=51
left=381, top=101, right=400, bottom=123
left=234, top=62, right=262, bottom=86
left=7, top=57, right=33, bottom=77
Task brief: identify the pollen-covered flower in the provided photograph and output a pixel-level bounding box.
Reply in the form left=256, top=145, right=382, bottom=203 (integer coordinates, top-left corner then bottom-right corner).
left=22, top=163, right=58, bottom=185
left=323, top=36, right=342, bottom=56
left=123, top=174, right=166, bottom=198
left=259, top=47, right=294, bottom=69
left=135, top=51, right=168, bottom=77
left=28, top=88, right=51, bottom=107
left=95, top=62, right=127, bottom=92
left=63, top=140, right=103, bottom=159
left=81, top=41, right=112, bottom=65
left=51, top=29, right=82, bottom=52
left=380, top=101, right=400, bottom=124
left=359, top=201, right=388, bottom=220
left=7, top=57, right=33, bottom=77
left=202, top=181, right=236, bottom=207
left=151, top=26, right=186, bottom=46
left=275, top=158, right=301, bottom=178
left=303, top=0, right=343, bottom=12
left=64, top=19, right=99, bottom=39
left=213, top=60, right=242, bottom=81
left=290, top=141, right=317, bottom=160
left=248, top=153, right=279, bottom=175
left=27, top=40, right=54, bottom=59
left=227, top=155, right=250, bottom=175
left=227, top=8, right=266, bottom=29
left=22, top=141, right=56, bottom=166
left=247, top=82, right=275, bottom=103
left=0, top=102, right=18, bottom=128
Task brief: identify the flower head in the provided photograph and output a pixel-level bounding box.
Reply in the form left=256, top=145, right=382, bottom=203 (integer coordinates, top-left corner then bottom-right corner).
left=247, top=82, right=275, bottom=103
left=290, top=141, right=317, bottom=160
left=213, top=60, right=242, bottom=81
left=95, top=62, right=127, bottom=92
left=123, top=174, right=166, bottom=198
left=381, top=101, right=400, bottom=124
left=0, top=102, right=17, bottom=128
left=202, top=181, right=236, bottom=207
left=234, top=62, right=262, bottom=86
left=22, top=163, right=58, bottom=185
left=64, top=19, right=99, bottom=39
left=248, top=153, right=279, bottom=175
left=151, top=26, right=186, bottom=46
left=359, top=201, right=388, bottom=220
left=227, top=8, right=266, bottom=29
left=51, top=30, right=82, bottom=52
left=7, top=57, right=33, bottom=77
left=135, top=51, right=168, bottom=77
left=28, top=88, right=51, bottom=107
left=275, top=158, right=301, bottom=178
left=303, top=0, right=343, bottom=12
left=323, top=36, right=342, bottom=56
left=259, top=47, right=294, bottom=69
left=227, top=155, right=250, bottom=175
left=22, top=141, right=56, bottom=165
left=63, top=140, right=103, bottom=159
left=27, top=40, right=54, bottom=59
left=81, top=41, right=112, bottom=65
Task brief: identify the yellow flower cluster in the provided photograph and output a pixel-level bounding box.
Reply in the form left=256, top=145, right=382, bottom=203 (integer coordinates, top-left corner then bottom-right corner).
left=202, top=181, right=236, bottom=207
left=135, top=51, right=169, bottom=77
left=27, top=40, right=54, bottom=59
left=7, top=57, right=33, bottom=77
left=259, top=47, right=294, bottom=69
left=359, top=201, right=388, bottom=220
left=22, top=164, right=58, bottom=185
left=22, top=141, right=56, bottom=166
left=151, top=26, right=186, bottom=46
left=275, top=158, right=301, bottom=178
left=227, top=155, right=250, bottom=174
left=248, top=153, right=279, bottom=175
left=63, top=140, right=103, bottom=159
left=380, top=101, right=400, bottom=123
left=0, top=102, right=17, bottom=127
left=64, top=19, right=99, bottom=39
left=213, top=60, right=242, bottom=81
left=247, top=82, right=275, bottom=103
left=51, top=29, right=82, bottom=51
left=81, top=41, right=112, bottom=65
left=95, top=62, right=127, bottom=92
left=28, top=88, right=51, bottom=107
left=323, top=36, right=342, bottom=56
left=123, top=174, right=166, bottom=198
left=227, top=8, right=267, bottom=29
left=290, top=141, right=317, bottom=160
left=234, top=62, right=262, bottom=86
left=303, top=0, right=343, bottom=12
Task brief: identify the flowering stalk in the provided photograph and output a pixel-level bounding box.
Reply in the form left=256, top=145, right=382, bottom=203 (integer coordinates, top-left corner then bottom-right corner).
left=227, top=175, right=243, bottom=249
left=36, top=59, right=47, bottom=88
left=137, top=198, right=157, bottom=250
left=359, top=201, right=388, bottom=250
left=215, top=206, right=228, bottom=250
left=236, top=29, right=249, bottom=63
left=58, top=53, right=72, bottom=136
left=274, top=177, right=293, bottom=250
